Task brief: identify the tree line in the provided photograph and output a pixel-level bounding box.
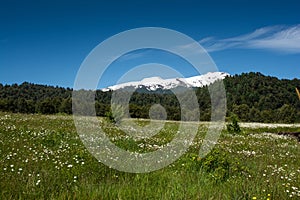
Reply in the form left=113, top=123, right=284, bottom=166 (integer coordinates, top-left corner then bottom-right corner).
left=0, top=72, right=300, bottom=123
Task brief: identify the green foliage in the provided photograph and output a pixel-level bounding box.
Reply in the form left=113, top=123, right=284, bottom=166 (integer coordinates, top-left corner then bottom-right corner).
left=227, top=114, right=241, bottom=134
left=105, top=110, right=115, bottom=123
left=59, top=98, right=72, bottom=114
left=277, top=104, right=296, bottom=123
left=1, top=72, right=300, bottom=123
left=1, top=112, right=300, bottom=199
left=224, top=72, right=300, bottom=123
left=197, top=148, right=248, bottom=182
left=105, top=104, right=125, bottom=124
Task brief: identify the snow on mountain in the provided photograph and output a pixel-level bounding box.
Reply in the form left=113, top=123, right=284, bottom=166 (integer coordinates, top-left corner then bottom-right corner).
left=102, top=72, right=230, bottom=92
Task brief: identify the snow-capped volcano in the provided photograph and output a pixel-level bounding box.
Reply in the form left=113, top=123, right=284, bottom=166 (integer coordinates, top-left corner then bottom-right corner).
left=102, top=72, right=229, bottom=92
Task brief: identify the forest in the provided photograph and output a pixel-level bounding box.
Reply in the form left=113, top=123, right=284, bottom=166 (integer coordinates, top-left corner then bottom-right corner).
left=0, top=72, right=300, bottom=123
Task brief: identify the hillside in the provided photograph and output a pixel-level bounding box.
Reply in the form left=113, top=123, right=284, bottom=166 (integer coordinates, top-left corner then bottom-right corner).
left=0, top=72, right=299, bottom=123
left=102, top=72, right=229, bottom=91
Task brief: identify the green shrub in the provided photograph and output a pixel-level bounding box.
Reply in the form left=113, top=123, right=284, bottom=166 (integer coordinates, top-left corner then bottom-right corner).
left=105, top=110, right=115, bottom=123
left=192, top=148, right=249, bottom=182
left=227, top=114, right=241, bottom=134
left=105, top=104, right=125, bottom=124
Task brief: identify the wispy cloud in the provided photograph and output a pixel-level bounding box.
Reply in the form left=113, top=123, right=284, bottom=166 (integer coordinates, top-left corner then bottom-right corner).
left=116, top=49, right=155, bottom=62
left=199, top=25, right=300, bottom=54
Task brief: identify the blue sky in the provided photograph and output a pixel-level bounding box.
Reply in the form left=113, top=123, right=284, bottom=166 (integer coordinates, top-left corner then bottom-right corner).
left=0, top=0, right=300, bottom=88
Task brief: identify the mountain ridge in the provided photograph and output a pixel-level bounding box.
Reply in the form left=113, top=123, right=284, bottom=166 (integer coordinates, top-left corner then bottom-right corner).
left=102, top=72, right=230, bottom=91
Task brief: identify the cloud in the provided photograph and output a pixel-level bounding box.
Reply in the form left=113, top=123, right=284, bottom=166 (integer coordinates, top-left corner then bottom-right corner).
left=199, top=25, right=300, bottom=54
left=115, top=49, right=155, bottom=62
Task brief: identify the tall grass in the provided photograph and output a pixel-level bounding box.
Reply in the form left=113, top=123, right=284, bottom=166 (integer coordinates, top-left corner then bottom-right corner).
left=0, top=112, right=299, bottom=199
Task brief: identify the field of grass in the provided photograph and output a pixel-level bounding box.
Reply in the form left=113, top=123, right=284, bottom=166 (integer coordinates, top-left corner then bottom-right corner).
left=1, top=112, right=300, bottom=199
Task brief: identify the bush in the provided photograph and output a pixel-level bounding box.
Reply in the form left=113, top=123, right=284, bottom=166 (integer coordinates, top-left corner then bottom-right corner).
left=227, top=114, right=241, bottom=134
left=105, top=104, right=125, bottom=124
left=193, top=148, right=249, bottom=182
left=105, top=110, right=115, bottom=123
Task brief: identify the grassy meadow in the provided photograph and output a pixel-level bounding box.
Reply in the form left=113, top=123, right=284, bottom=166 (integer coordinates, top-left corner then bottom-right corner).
left=1, top=112, right=300, bottom=199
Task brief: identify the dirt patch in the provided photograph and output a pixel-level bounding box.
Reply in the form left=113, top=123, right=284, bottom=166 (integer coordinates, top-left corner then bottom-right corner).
left=278, top=132, right=300, bottom=142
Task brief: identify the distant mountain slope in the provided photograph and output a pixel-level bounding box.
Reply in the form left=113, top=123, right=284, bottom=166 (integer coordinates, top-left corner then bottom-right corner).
left=0, top=72, right=300, bottom=123
left=102, top=72, right=229, bottom=91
